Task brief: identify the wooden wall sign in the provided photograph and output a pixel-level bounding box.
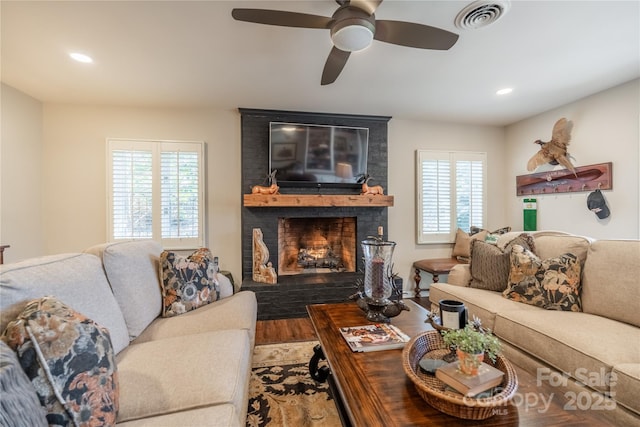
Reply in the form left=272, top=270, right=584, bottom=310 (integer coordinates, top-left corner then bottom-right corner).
left=516, top=162, right=612, bottom=196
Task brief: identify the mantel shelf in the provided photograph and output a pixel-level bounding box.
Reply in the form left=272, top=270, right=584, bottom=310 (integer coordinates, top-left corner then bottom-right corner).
left=243, top=194, right=394, bottom=208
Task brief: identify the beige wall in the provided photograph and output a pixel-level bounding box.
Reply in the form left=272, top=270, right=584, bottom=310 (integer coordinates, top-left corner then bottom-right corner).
left=505, top=79, right=639, bottom=240
left=387, top=119, right=506, bottom=290
left=39, top=104, right=243, bottom=277
left=1, top=84, right=44, bottom=262
left=2, top=79, right=638, bottom=289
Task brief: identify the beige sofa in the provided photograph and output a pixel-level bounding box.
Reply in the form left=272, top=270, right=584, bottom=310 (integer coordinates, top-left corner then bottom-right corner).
left=0, top=240, right=257, bottom=426
left=429, top=231, right=640, bottom=426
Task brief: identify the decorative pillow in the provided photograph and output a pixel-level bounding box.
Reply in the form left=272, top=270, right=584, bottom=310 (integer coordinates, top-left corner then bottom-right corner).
left=469, top=234, right=536, bottom=292
left=470, top=226, right=512, bottom=236
left=0, top=341, right=48, bottom=427
left=484, top=233, right=500, bottom=245
left=2, top=297, right=119, bottom=426
left=218, top=272, right=235, bottom=299
left=452, top=228, right=488, bottom=260
left=160, top=248, right=221, bottom=318
left=503, top=245, right=582, bottom=311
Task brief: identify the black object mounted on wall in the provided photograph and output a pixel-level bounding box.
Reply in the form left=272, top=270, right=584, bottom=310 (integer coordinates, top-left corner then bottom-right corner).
left=587, top=189, right=611, bottom=219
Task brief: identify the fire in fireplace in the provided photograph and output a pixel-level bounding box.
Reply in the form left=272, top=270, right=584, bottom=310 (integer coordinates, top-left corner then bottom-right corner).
left=278, top=217, right=356, bottom=275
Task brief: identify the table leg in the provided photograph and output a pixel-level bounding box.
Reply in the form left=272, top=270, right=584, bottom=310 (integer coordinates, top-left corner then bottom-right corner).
left=414, top=268, right=421, bottom=298
left=415, top=268, right=441, bottom=298
left=309, top=344, right=329, bottom=382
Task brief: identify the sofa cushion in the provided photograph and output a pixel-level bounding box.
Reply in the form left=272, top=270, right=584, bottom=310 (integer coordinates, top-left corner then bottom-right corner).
left=0, top=253, right=129, bottom=354
left=447, top=264, right=471, bottom=287
left=85, top=240, right=163, bottom=341
left=133, top=291, right=258, bottom=347
left=0, top=340, right=48, bottom=427
left=611, top=363, right=640, bottom=414
left=3, top=297, right=119, bottom=426
left=160, top=248, right=221, bottom=317
left=429, top=282, right=539, bottom=331
left=581, top=240, right=640, bottom=328
left=504, top=245, right=582, bottom=311
left=115, top=329, right=251, bottom=425
left=494, top=309, right=640, bottom=393
left=530, top=231, right=591, bottom=266
left=469, top=234, right=535, bottom=292
left=115, top=405, right=240, bottom=427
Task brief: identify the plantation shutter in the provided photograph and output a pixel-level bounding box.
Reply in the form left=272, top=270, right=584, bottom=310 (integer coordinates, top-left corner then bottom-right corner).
left=455, top=158, right=485, bottom=232
left=416, top=150, right=486, bottom=244
left=110, top=142, right=154, bottom=239
left=107, top=139, right=205, bottom=249
left=160, top=143, right=203, bottom=248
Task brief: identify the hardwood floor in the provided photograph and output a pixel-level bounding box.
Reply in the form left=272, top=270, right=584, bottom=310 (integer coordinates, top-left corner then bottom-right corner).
left=254, top=299, right=430, bottom=345
left=255, top=317, right=317, bottom=345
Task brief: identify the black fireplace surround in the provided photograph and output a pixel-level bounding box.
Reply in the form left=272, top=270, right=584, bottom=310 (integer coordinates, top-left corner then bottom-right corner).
left=239, top=108, right=392, bottom=319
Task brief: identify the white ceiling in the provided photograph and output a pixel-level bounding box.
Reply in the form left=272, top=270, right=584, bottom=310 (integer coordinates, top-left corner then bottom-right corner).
left=2, top=0, right=638, bottom=126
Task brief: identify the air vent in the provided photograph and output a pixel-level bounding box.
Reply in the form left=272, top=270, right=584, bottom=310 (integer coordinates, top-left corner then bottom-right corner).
left=455, top=0, right=510, bottom=30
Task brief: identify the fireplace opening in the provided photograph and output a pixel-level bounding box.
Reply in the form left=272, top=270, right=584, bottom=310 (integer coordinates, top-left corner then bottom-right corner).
left=278, top=217, right=356, bottom=275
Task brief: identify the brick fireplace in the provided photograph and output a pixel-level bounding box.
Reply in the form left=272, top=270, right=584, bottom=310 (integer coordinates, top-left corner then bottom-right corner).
left=239, top=108, right=391, bottom=319
left=278, top=216, right=356, bottom=275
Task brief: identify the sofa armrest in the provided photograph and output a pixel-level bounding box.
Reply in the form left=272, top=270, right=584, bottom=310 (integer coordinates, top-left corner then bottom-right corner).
left=447, top=264, right=471, bottom=287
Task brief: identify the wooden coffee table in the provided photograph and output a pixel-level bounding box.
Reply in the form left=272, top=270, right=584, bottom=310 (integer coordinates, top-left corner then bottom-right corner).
left=307, top=300, right=615, bottom=427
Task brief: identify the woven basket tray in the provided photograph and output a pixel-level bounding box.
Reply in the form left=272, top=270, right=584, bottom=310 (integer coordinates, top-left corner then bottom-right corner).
left=402, top=330, right=518, bottom=420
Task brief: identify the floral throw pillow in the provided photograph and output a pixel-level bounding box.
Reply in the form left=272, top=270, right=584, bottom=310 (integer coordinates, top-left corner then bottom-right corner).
left=2, top=296, right=119, bottom=426
left=160, top=248, right=221, bottom=317
left=503, top=245, right=582, bottom=311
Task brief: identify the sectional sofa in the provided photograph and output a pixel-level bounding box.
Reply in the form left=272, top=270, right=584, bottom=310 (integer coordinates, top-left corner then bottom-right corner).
left=429, top=231, right=640, bottom=426
left=0, top=240, right=257, bottom=426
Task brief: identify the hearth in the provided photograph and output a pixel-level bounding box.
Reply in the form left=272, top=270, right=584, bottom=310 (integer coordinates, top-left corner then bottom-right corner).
left=278, top=217, right=356, bottom=275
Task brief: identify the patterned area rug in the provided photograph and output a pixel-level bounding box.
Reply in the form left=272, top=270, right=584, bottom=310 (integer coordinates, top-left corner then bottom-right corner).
left=246, top=341, right=340, bottom=427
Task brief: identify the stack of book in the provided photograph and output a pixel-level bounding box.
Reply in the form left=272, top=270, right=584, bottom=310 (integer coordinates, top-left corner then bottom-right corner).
left=435, top=361, right=504, bottom=397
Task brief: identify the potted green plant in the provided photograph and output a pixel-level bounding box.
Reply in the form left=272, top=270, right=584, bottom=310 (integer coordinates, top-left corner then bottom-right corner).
left=441, top=318, right=501, bottom=376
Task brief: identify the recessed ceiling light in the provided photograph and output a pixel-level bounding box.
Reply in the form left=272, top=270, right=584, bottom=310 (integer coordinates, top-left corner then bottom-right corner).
left=496, top=88, right=513, bottom=95
left=69, top=52, right=93, bottom=63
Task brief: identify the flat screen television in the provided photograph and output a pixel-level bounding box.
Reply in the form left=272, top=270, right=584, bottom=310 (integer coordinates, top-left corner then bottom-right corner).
left=269, top=122, right=369, bottom=188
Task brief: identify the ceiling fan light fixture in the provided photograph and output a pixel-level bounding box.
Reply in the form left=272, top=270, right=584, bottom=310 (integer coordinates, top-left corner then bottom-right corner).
left=330, top=19, right=375, bottom=52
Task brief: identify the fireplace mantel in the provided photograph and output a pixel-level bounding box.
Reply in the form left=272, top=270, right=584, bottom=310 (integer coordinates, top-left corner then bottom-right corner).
left=243, top=194, right=394, bottom=207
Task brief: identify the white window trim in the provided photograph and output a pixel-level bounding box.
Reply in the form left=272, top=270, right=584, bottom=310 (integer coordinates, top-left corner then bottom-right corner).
left=416, top=150, right=487, bottom=244
left=107, top=138, right=206, bottom=250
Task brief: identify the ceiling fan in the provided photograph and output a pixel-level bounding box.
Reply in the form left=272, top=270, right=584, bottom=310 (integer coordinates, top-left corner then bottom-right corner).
left=231, top=0, right=459, bottom=85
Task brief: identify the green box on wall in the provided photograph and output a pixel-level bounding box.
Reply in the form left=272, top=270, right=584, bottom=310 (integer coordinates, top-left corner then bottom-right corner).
left=523, top=198, right=537, bottom=231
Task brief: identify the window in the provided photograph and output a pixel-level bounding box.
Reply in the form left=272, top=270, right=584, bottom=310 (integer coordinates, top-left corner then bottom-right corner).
left=107, top=139, right=205, bottom=249
left=416, top=150, right=486, bottom=244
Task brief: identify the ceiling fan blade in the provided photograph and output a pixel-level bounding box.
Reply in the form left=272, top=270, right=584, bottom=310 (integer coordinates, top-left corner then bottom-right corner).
left=321, top=47, right=351, bottom=85
left=374, top=20, right=459, bottom=50
left=350, top=0, right=383, bottom=15
left=231, top=9, right=331, bottom=29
